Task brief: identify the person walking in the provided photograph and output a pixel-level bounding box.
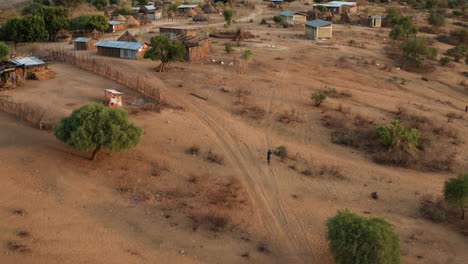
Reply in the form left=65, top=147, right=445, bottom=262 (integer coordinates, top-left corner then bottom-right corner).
left=267, top=149, right=273, bottom=165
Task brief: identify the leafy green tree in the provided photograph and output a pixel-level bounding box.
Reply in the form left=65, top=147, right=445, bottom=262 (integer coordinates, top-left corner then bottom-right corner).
left=0, top=42, right=10, bottom=61
left=55, top=0, right=86, bottom=7
left=400, top=37, right=437, bottom=66
left=428, top=12, right=445, bottom=27
left=327, top=209, right=401, bottom=264
left=144, top=35, right=186, bottom=72
left=33, top=6, right=69, bottom=37
left=273, top=15, right=283, bottom=24
left=425, top=0, right=439, bottom=9
left=239, top=49, right=253, bottom=71
left=0, top=15, right=48, bottom=47
left=443, top=173, right=468, bottom=220
left=389, top=17, right=417, bottom=40
left=376, top=120, right=420, bottom=150
left=385, top=8, right=401, bottom=25
left=54, top=103, right=143, bottom=161
left=90, top=0, right=108, bottom=10
left=223, top=9, right=233, bottom=25
left=69, top=14, right=109, bottom=31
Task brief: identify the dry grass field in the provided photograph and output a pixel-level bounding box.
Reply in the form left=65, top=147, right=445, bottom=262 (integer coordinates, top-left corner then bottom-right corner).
left=1, top=1, right=467, bottom=264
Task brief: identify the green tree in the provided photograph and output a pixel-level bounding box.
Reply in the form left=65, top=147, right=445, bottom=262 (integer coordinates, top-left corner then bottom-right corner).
left=69, top=14, right=109, bottom=31
left=0, top=42, right=10, bottom=61
left=54, top=103, right=143, bottom=161
left=443, top=173, right=468, bottom=220
left=239, top=49, right=253, bottom=71
left=425, top=0, right=439, bottom=9
left=273, top=15, right=283, bottom=24
left=0, top=15, right=48, bottom=47
left=315, top=5, right=328, bottom=12
left=385, top=8, right=401, bottom=25
left=223, top=9, right=233, bottom=25
left=327, top=209, right=401, bottom=264
left=399, top=37, right=437, bottom=66
left=144, top=35, right=186, bottom=72
left=428, top=12, right=445, bottom=27
left=225, top=41, right=233, bottom=53
left=33, top=6, right=69, bottom=37
left=90, top=0, right=108, bottom=10
left=446, top=44, right=467, bottom=62
left=376, top=120, right=420, bottom=150
left=389, top=17, right=417, bottom=40
left=54, top=0, right=86, bottom=7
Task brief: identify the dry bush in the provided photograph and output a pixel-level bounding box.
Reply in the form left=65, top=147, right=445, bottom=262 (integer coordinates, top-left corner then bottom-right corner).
left=6, top=241, right=31, bottom=254
left=322, top=86, right=353, bottom=98
left=277, top=109, right=303, bottom=124
left=150, top=161, right=169, bottom=177
left=233, top=105, right=266, bottom=120
left=419, top=195, right=448, bottom=223
left=446, top=112, right=464, bottom=122
left=206, top=150, right=224, bottom=165
left=186, top=145, right=200, bottom=156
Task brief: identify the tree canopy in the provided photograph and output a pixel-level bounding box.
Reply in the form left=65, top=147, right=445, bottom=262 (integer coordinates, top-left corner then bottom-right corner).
left=69, top=14, right=109, bottom=31
left=33, top=6, right=69, bottom=37
left=389, top=16, right=417, bottom=40
left=327, top=209, right=401, bottom=264
left=0, top=42, right=10, bottom=61
left=54, top=103, right=143, bottom=160
left=428, top=12, right=445, bottom=27
left=0, top=15, right=48, bottom=44
left=443, top=173, right=468, bottom=220
left=399, top=37, right=437, bottom=66
left=144, top=35, right=186, bottom=72
left=223, top=9, right=233, bottom=25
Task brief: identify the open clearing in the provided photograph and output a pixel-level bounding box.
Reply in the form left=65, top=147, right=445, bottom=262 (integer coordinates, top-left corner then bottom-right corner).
left=1, top=1, right=468, bottom=264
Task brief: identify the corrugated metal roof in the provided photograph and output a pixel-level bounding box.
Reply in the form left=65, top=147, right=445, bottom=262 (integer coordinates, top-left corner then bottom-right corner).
left=105, top=89, right=123, bottom=94
left=144, top=5, right=156, bottom=10
left=314, top=1, right=356, bottom=7
left=270, top=0, right=283, bottom=2
left=109, top=21, right=126, bottom=25
left=305, top=19, right=332, bottom=28
left=178, top=4, right=198, bottom=8
left=74, top=37, right=93, bottom=42
left=94, top=40, right=146, bottom=50
left=11, top=56, right=46, bottom=66
left=279, top=10, right=297, bottom=16
left=131, top=7, right=140, bottom=10
left=370, top=15, right=382, bottom=18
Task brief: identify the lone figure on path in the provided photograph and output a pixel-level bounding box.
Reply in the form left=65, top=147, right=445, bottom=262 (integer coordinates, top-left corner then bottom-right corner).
left=267, top=149, right=273, bottom=165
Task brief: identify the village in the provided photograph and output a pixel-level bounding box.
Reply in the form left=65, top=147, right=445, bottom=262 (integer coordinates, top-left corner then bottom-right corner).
left=0, top=0, right=467, bottom=264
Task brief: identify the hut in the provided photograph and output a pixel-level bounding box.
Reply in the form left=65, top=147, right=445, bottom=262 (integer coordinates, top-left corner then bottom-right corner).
left=141, top=5, right=162, bottom=20
left=114, top=14, right=127, bottom=22
left=279, top=10, right=307, bottom=25
left=160, top=27, right=198, bottom=38
left=104, top=89, right=123, bottom=108
left=0, top=61, right=24, bottom=89
left=127, top=15, right=141, bottom=27
left=186, top=8, right=197, bottom=17
left=177, top=5, right=198, bottom=15
left=11, top=57, right=54, bottom=80
left=94, top=40, right=150, bottom=59
left=108, top=21, right=127, bottom=33
left=117, top=31, right=138, bottom=42
left=369, top=15, right=382, bottom=28
left=202, top=3, right=217, bottom=14
left=53, top=29, right=72, bottom=42
left=74, top=37, right=99, bottom=50
left=193, top=13, right=208, bottom=22
left=305, top=19, right=332, bottom=39
left=173, top=35, right=212, bottom=62
left=313, top=1, right=357, bottom=14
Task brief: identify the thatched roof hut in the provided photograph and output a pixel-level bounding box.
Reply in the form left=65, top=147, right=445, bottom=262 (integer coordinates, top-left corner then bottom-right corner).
left=117, top=31, right=138, bottom=42
left=140, top=15, right=152, bottom=25
left=193, top=13, right=208, bottom=22
left=127, top=15, right=141, bottom=27
left=202, top=4, right=217, bottom=14
left=114, top=15, right=127, bottom=22
left=54, top=29, right=72, bottom=42
left=186, top=9, right=197, bottom=17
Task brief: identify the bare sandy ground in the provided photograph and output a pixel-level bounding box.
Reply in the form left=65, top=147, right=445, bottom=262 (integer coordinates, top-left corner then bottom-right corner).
left=1, top=2, right=468, bottom=264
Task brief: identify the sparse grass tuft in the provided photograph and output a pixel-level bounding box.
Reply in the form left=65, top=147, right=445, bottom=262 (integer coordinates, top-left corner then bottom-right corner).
left=206, top=150, right=224, bottom=165
left=186, top=145, right=200, bottom=155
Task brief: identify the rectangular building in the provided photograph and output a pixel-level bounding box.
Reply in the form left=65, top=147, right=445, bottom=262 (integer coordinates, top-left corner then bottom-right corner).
left=74, top=37, right=99, bottom=50
left=305, top=19, right=332, bottom=39
left=279, top=10, right=307, bottom=25
left=94, top=40, right=150, bottom=59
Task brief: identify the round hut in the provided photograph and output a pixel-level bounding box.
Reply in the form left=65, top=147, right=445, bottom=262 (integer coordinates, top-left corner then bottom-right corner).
left=202, top=4, right=217, bottom=14
left=193, top=13, right=208, bottom=22
left=127, top=15, right=141, bottom=27
left=186, top=9, right=197, bottom=17
left=54, top=29, right=72, bottom=42
left=114, top=14, right=127, bottom=22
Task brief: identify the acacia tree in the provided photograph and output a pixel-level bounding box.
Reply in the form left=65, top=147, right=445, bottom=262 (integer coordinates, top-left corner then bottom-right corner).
left=223, top=9, right=233, bottom=25
left=144, top=35, right=186, bottom=72
left=0, top=42, right=10, bottom=61
left=327, top=209, right=401, bottom=264
left=54, top=103, right=143, bottom=161
left=400, top=37, right=437, bottom=66
left=443, top=173, right=468, bottom=220
left=428, top=12, right=445, bottom=27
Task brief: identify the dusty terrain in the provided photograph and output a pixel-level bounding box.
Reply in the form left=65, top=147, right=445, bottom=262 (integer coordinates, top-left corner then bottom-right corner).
left=1, top=2, right=468, bottom=264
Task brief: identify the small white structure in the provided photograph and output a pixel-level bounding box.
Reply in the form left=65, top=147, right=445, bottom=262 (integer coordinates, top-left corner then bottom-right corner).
left=104, top=89, right=123, bottom=108
left=305, top=19, right=333, bottom=39
left=313, top=1, right=357, bottom=14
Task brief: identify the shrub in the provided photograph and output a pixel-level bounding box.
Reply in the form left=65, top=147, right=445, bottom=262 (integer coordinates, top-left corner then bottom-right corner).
left=419, top=198, right=447, bottom=223
left=443, top=173, right=468, bottom=220
left=327, top=209, right=401, bottom=264
left=273, top=15, right=283, bottom=24
left=449, top=28, right=468, bottom=45
left=375, top=120, right=420, bottom=150
left=311, top=92, right=326, bottom=106
left=439, top=56, right=451, bottom=66
left=186, top=145, right=200, bottom=155
left=399, top=37, right=437, bottom=66
left=428, top=12, right=445, bottom=27
left=348, top=39, right=356, bottom=46
left=445, top=44, right=467, bottom=62
left=206, top=150, right=224, bottom=165
left=54, top=103, right=143, bottom=160
left=274, top=145, right=288, bottom=159
left=223, top=9, right=233, bottom=25
left=260, top=18, right=267, bottom=24
left=0, top=42, right=9, bottom=61
left=389, top=17, right=418, bottom=40
left=224, top=41, right=233, bottom=53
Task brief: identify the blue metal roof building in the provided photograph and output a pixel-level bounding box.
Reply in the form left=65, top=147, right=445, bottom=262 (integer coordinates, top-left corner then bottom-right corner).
left=279, top=10, right=297, bottom=16
left=12, top=57, right=46, bottom=66
left=305, top=19, right=332, bottom=28
left=94, top=40, right=150, bottom=59
left=305, top=19, right=333, bottom=39
left=74, top=37, right=93, bottom=43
